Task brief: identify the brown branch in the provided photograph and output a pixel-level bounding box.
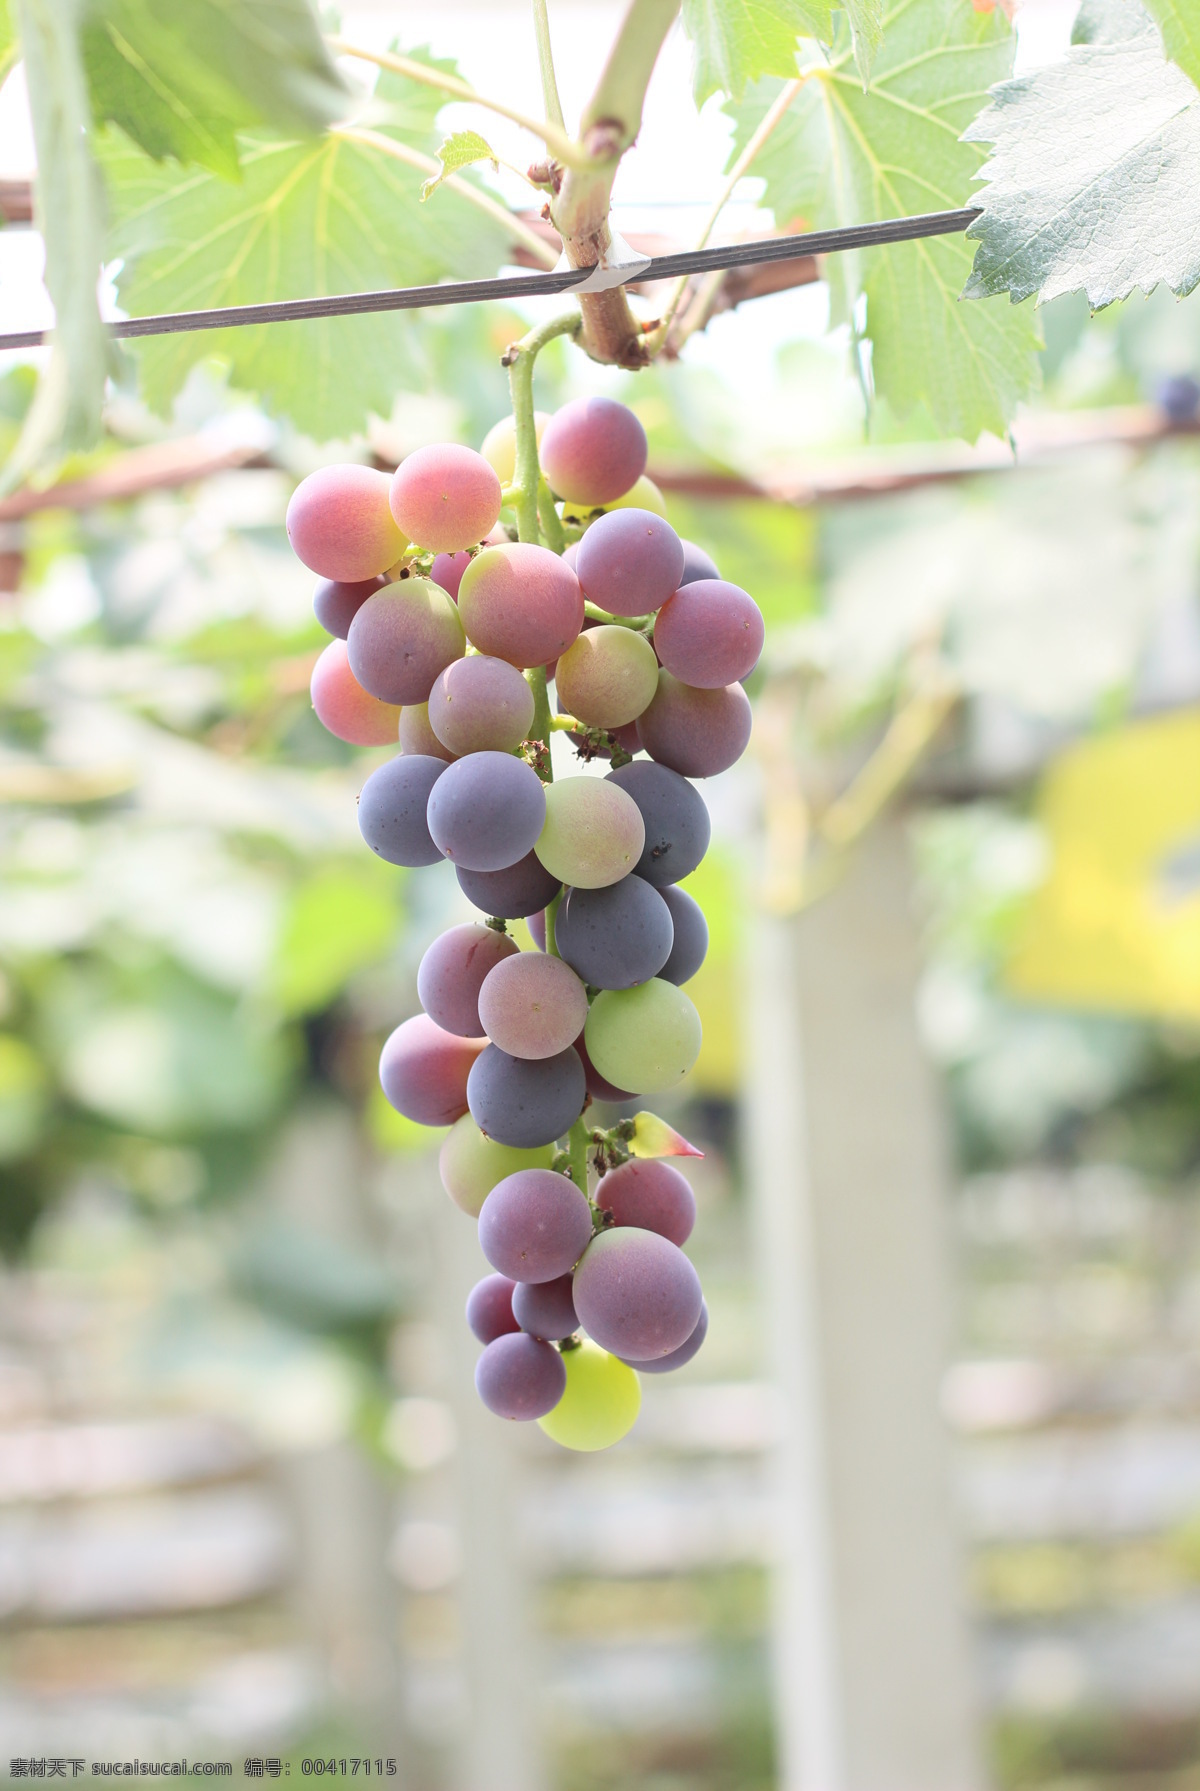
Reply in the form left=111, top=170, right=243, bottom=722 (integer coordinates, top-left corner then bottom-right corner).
left=0, top=436, right=269, bottom=520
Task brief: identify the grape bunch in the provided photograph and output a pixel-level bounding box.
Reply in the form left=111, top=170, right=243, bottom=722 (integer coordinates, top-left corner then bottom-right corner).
left=288, top=394, right=762, bottom=1452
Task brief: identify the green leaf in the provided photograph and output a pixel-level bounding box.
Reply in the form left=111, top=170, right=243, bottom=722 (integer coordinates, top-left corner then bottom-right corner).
left=271, top=867, right=399, bottom=1016
left=1143, top=0, right=1200, bottom=84
left=0, top=0, right=18, bottom=85
left=421, top=128, right=497, bottom=200
left=681, top=0, right=833, bottom=101
left=80, top=0, right=348, bottom=179
left=725, top=0, right=1041, bottom=440
left=965, top=0, right=1200, bottom=309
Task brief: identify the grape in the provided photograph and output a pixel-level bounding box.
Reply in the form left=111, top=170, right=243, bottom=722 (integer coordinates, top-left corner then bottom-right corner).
left=389, top=443, right=502, bottom=552
left=431, top=550, right=472, bottom=600
left=541, top=398, right=647, bottom=506
left=346, top=577, right=466, bottom=706
left=605, top=761, right=710, bottom=888
left=537, top=1341, right=640, bottom=1451
left=555, top=877, right=673, bottom=990
left=399, top=702, right=455, bottom=763
left=584, top=979, right=701, bottom=1092
left=478, top=1167, right=594, bottom=1282
left=417, top=922, right=519, bottom=1037
left=427, top=654, right=534, bottom=755
left=379, top=1015, right=486, bottom=1125
left=477, top=952, right=588, bottom=1060
left=438, top=1115, right=555, bottom=1216
left=358, top=753, right=446, bottom=866
left=575, top=1030, right=635, bottom=1103
left=467, top=1044, right=586, bottom=1148
left=287, top=464, right=406, bottom=581
left=313, top=575, right=383, bottom=639
left=527, top=908, right=546, bottom=951
left=456, top=850, right=561, bottom=921
left=575, top=510, right=685, bottom=617
left=311, top=641, right=403, bottom=746
left=475, top=1333, right=565, bottom=1420
left=534, top=778, right=645, bottom=890
left=458, top=544, right=584, bottom=669
left=626, top=1299, right=708, bottom=1374
left=427, top=751, right=547, bottom=872
left=554, top=626, right=659, bottom=729
left=560, top=474, right=668, bottom=529
left=637, top=673, right=752, bottom=778
left=679, top=541, right=719, bottom=585
left=658, top=885, right=708, bottom=985
left=480, top=410, right=549, bottom=484
left=653, top=580, right=764, bottom=687
left=572, top=1225, right=702, bottom=1360
left=596, top=1157, right=696, bottom=1246
left=466, top=1273, right=519, bottom=1344
left=512, top=1273, right=578, bottom=1341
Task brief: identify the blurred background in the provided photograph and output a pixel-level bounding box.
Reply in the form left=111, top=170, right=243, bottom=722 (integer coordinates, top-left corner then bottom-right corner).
left=4, top=2, right=1200, bottom=1787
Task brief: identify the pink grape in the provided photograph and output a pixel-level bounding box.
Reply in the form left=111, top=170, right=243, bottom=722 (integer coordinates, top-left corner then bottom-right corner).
left=313, top=575, right=383, bottom=639
left=625, top=1299, right=708, bottom=1374
left=389, top=443, right=502, bottom=552
left=458, top=544, right=584, bottom=669
left=653, top=580, right=765, bottom=687
left=572, top=1226, right=702, bottom=1360
left=512, top=1274, right=578, bottom=1341
left=287, top=464, right=406, bottom=582
left=431, top=550, right=472, bottom=600
left=636, top=673, right=752, bottom=778
left=575, top=509, right=685, bottom=616
left=477, top=953, right=589, bottom=1060
left=595, top=1158, right=696, bottom=1246
left=347, top=577, right=465, bottom=706
left=417, top=922, right=519, bottom=1037
left=475, top=1332, right=565, bottom=1420
left=379, top=1015, right=486, bottom=1126
left=540, top=398, right=647, bottom=506
left=478, top=1167, right=594, bottom=1282
left=399, top=702, right=455, bottom=762
left=427, top=655, right=534, bottom=755
left=310, top=640, right=402, bottom=746
left=466, top=1273, right=519, bottom=1344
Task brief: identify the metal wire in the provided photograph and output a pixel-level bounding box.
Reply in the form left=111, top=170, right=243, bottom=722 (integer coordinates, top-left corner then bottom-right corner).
left=0, top=207, right=982, bottom=353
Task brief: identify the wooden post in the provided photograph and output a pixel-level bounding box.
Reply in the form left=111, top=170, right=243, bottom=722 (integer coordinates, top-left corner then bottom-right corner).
left=744, top=816, right=982, bottom=1791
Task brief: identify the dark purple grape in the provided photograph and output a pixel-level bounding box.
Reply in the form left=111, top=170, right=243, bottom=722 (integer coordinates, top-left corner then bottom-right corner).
left=467, top=1044, right=587, bottom=1148
left=457, top=852, right=560, bottom=922
left=653, top=580, right=764, bottom=688
left=417, top=923, right=519, bottom=1037
left=555, top=877, right=673, bottom=990
left=475, top=1332, right=565, bottom=1419
left=379, top=1015, right=486, bottom=1125
left=466, top=1273, right=519, bottom=1343
left=637, top=674, right=752, bottom=778
left=528, top=908, right=547, bottom=951
left=596, top=1158, right=696, bottom=1246
left=624, top=1299, right=707, bottom=1373
left=1157, top=374, right=1200, bottom=424
left=512, top=1274, right=578, bottom=1341
left=358, top=754, right=446, bottom=866
left=313, top=575, right=383, bottom=638
left=658, top=885, right=708, bottom=985
left=427, top=751, right=547, bottom=872
left=572, top=1226, right=702, bottom=1360
left=346, top=577, right=466, bottom=705
left=679, top=540, right=719, bottom=585
left=605, top=761, right=710, bottom=887
left=478, top=1168, right=594, bottom=1282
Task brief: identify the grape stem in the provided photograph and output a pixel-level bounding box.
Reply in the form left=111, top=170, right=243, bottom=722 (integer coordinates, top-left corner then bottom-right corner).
left=504, top=309, right=580, bottom=546
left=565, top=1114, right=591, bottom=1195
left=532, top=0, right=567, bottom=134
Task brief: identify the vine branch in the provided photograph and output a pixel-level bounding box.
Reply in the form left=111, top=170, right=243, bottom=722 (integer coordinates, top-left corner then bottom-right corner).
left=532, top=0, right=566, bottom=134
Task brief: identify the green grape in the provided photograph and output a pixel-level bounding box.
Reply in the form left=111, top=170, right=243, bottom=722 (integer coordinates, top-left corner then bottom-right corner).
left=554, top=625, right=659, bottom=729
left=584, top=978, right=702, bottom=1092
left=534, top=777, right=645, bottom=889
left=438, top=1114, right=555, bottom=1216
left=560, top=475, right=668, bottom=529
left=537, top=1339, right=641, bottom=1451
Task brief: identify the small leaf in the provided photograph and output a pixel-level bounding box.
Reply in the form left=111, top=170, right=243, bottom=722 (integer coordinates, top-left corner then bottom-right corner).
left=420, top=128, right=498, bottom=200
left=626, top=1112, right=705, bottom=1159
left=680, top=0, right=834, bottom=102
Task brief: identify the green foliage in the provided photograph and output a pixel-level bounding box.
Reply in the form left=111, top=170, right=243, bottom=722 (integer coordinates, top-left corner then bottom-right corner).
left=1144, top=0, right=1200, bottom=85
left=726, top=0, right=1042, bottom=440
left=0, top=0, right=17, bottom=83
left=965, top=0, right=1200, bottom=310
left=421, top=128, right=498, bottom=200
left=81, top=0, right=348, bottom=179
left=680, top=0, right=884, bottom=97
left=271, top=865, right=401, bottom=1017
left=0, top=1034, right=50, bottom=1162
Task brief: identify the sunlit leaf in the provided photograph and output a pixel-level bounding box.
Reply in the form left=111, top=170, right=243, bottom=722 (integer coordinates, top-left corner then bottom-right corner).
left=680, top=0, right=833, bottom=100
left=271, top=866, right=400, bottom=1017
left=421, top=128, right=497, bottom=200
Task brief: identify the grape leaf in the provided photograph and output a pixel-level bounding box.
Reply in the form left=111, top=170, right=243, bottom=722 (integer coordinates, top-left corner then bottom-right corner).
left=1143, top=0, right=1200, bottom=85
left=725, top=0, right=1041, bottom=441
left=421, top=129, right=498, bottom=201
left=0, top=0, right=18, bottom=85
left=680, top=0, right=885, bottom=97
left=80, top=0, right=347, bottom=180
left=964, top=0, right=1200, bottom=309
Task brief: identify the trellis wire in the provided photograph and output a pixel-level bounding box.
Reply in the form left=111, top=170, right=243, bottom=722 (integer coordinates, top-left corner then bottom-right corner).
left=0, top=208, right=982, bottom=352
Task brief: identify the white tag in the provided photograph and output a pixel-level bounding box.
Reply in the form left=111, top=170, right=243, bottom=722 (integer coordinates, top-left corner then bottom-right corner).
left=555, top=228, right=652, bottom=294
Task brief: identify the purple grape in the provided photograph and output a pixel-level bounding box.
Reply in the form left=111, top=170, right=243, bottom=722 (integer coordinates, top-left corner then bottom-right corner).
left=417, top=923, right=519, bottom=1037
left=477, top=953, right=589, bottom=1060
left=431, top=549, right=472, bottom=600
left=399, top=702, right=455, bottom=762
left=605, top=761, right=710, bottom=888
left=596, top=1158, right=696, bottom=1246
left=467, top=1044, right=587, bottom=1148
left=475, top=1332, right=565, bottom=1420
left=1157, top=374, right=1200, bottom=424
left=540, top=397, right=647, bottom=506
left=624, top=1299, right=708, bottom=1374
left=427, top=751, right=547, bottom=872
left=346, top=577, right=466, bottom=705
left=555, top=877, right=673, bottom=990
left=528, top=908, right=547, bottom=950
left=512, top=1274, right=579, bottom=1341
left=478, top=1167, right=594, bottom=1282
left=466, top=1273, right=519, bottom=1343
left=572, top=1226, right=702, bottom=1360
left=653, top=580, right=764, bottom=688
left=575, top=509, right=685, bottom=616
left=358, top=754, right=447, bottom=867
left=637, top=674, right=752, bottom=778
left=456, top=851, right=561, bottom=920
left=427, top=654, right=534, bottom=755
left=658, top=885, right=708, bottom=985
left=313, top=575, right=383, bottom=638
left=379, top=1015, right=486, bottom=1126
left=679, top=541, right=719, bottom=585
